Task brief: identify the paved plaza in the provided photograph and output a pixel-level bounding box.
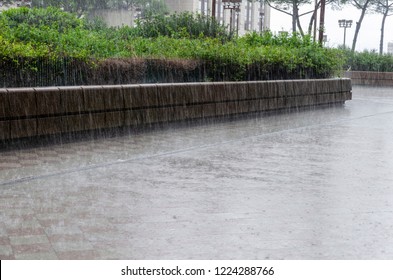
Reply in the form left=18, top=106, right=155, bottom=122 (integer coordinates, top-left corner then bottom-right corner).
left=1, top=85, right=393, bottom=260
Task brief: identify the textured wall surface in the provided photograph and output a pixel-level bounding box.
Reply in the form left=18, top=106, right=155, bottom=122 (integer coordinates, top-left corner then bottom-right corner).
left=0, top=79, right=352, bottom=140
left=345, top=71, right=393, bottom=86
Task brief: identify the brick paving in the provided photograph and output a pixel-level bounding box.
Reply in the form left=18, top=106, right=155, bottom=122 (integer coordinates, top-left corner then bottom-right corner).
left=1, top=86, right=393, bottom=259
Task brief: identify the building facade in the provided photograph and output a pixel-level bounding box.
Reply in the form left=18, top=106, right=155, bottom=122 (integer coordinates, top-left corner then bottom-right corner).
left=388, top=42, right=393, bottom=55
left=0, top=0, right=270, bottom=34
left=164, top=0, right=270, bottom=35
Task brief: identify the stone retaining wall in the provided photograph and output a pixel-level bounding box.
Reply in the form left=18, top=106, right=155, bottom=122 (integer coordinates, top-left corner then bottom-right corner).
left=345, top=71, right=393, bottom=86
left=0, top=79, right=352, bottom=141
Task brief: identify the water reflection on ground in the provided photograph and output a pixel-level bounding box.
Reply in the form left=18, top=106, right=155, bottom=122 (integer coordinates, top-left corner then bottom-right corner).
left=1, top=86, right=393, bottom=259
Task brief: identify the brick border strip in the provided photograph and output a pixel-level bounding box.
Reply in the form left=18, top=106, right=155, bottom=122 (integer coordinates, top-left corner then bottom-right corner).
left=345, top=71, right=393, bottom=87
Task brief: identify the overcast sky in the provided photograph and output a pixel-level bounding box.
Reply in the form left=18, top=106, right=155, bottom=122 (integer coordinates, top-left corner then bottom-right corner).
left=270, top=4, right=393, bottom=52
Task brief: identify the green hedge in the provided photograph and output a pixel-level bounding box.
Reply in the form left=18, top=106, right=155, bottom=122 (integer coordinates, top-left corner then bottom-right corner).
left=343, top=49, right=393, bottom=72
left=133, top=12, right=233, bottom=41
left=0, top=7, right=344, bottom=87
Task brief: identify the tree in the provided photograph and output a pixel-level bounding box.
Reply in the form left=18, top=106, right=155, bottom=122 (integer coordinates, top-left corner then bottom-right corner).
left=108, top=0, right=144, bottom=10
left=139, top=0, right=168, bottom=17
left=350, top=0, right=376, bottom=51
left=375, top=0, right=393, bottom=54
left=266, top=0, right=312, bottom=34
left=265, top=0, right=337, bottom=39
left=29, top=0, right=166, bottom=17
left=0, top=0, right=30, bottom=7
left=0, top=0, right=14, bottom=5
left=31, top=0, right=107, bottom=16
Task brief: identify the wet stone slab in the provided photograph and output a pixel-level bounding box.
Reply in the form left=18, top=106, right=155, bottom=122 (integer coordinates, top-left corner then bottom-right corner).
left=0, top=86, right=393, bottom=260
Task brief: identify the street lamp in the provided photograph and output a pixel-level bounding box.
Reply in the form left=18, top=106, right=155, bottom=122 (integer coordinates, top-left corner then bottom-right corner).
left=338, top=19, right=353, bottom=48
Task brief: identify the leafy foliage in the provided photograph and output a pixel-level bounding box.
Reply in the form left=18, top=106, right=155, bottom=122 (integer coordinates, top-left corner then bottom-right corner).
left=0, top=7, right=345, bottom=86
left=134, top=12, right=233, bottom=41
left=0, top=7, right=130, bottom=58
left=29, top=0, right=169, bottom=17
left=343, top=49, right=393, bottom=72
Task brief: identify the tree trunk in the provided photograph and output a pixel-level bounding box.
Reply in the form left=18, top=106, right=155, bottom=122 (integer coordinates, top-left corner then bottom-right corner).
left=309, top=0, right=320, bottom=40
left=296, top=14, right=305, bottom=36
left=380, top=10, right=388, bottom=54
left=308, top=8, right=316, bottom=36
left=292, top=0, right=298, bottom=33
left=351, top=0, right=371, bottom=52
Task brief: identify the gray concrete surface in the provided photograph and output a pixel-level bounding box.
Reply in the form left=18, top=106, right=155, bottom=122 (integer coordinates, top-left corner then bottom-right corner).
left=0, top=85, right=393, bottom=260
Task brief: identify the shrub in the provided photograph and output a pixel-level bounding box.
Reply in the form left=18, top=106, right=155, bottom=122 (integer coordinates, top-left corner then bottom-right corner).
left=0, top=7, right=344, bottom=86
left=343, top=49, right=393, bottom=72
left=134, top=12, right=233, bottom=41
left=1, top=6, right=83, bottom=32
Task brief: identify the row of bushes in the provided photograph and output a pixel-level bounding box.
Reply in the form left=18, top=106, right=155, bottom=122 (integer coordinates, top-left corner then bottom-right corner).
left=0, top=7, right=235, bottom=59
left=1, top=52, right=339, bottom=87
left=0, top=57, right=208, bottom=87
left=342, top=49, right=393, bottom=72
left=0, top=7, right=360, bottom=87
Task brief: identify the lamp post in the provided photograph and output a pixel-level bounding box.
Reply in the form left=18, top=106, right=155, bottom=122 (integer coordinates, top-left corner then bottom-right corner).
left=338, top=19, right=353, bottom=48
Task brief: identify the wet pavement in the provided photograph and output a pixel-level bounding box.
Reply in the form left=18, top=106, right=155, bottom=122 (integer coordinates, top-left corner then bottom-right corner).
left=1, top=85, right=393, bottom=260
